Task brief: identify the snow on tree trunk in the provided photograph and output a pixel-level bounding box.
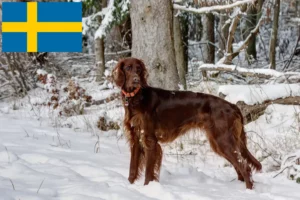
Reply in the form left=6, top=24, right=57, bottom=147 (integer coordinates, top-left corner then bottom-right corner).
left=173, top=13, right=187, bottom=89
left=95, top=0, right=107, bottom=82
left=130, top=0, right=180, bottom=90
left=269, top=0, right=280, bottom=70
left=201, top=13, right=215, bottom=64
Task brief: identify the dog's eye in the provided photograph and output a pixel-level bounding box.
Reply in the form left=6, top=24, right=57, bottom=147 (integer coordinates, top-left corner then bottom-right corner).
left=124, top=66, right=131, bottom=71
left=136, top=67, right=141, bottom=73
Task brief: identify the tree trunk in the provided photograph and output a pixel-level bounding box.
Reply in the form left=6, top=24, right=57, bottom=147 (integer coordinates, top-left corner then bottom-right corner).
left=95, top=0, right=107, bottom=82
left=218, top=12, right=229, bottom=60
left=245, top=5, right=257, bottom=61
left=202, top=13, right=215, bottom=63
left=173, top=13, right=187, bottom=89
left=224, top=4, right=247, bottom=64
left=257, top=0, right=265, bottom=20
left=130, top=0, right=180, bottom=90
left=180, top=14, right=189, bottom=75
left=269, top=0, right=280, bottom=69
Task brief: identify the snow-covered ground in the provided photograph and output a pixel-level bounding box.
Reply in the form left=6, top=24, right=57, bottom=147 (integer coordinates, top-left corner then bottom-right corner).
left=0, top=81, right=300, bottom=199
left=0, top=110, right=300, bottom=200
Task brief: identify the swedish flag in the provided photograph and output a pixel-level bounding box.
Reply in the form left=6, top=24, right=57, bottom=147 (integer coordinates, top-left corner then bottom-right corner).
left=2, top=2, right=82, bottom=52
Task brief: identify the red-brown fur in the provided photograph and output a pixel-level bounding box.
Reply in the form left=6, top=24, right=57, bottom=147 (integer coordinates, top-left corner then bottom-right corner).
left=112, top=58, right=262, bottom=189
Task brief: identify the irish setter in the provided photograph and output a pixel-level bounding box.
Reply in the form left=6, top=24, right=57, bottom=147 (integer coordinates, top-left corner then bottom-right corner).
left=112, top=57, right=262, bottom=189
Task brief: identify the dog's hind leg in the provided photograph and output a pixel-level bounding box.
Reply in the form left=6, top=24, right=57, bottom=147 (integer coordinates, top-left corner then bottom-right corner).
left=223, top=156, right=244, bottom=182
left=220, top=140, right=253, bottom=189
left=206, top=121, right=254, bottom=189
left=240, top=128, right=262, bottom=172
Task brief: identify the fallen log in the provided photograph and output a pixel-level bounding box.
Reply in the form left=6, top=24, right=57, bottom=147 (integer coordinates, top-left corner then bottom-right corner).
left=219, top=95, right=300, bottom=124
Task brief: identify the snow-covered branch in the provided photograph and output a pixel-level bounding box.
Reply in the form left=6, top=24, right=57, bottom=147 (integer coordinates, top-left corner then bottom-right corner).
left=173, top=0, right=254, bottom=14
left=94, top=0, right=116, bottom=39
left=291, top=17, right=300, bottom=23
left=199, top=63, right=300, bottom=78
left=82, top=0, right=130, bottom=39
left=94, top=0, right=130, bottom=39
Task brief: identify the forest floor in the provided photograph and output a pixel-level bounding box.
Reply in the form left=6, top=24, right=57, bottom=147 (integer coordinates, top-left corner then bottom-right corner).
left=0, top=77, right=300, bottom=200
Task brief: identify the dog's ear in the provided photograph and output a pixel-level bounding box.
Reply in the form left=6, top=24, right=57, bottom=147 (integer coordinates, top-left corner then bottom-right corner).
left=137, top=59, right=148, bottom=87
left=112, top=59, right=125, bottom=88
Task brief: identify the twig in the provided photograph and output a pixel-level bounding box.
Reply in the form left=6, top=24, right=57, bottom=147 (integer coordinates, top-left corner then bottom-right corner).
left=4, top=146, right=10, bottom=163
left=94, top=134, right=100, bottom=153
left=37, top=178, right=45, bottom=194
left=9, top=179, right=15, bottom=191
left=23, top=128, right=30, bottom=137
left=273, top=166, right=289, bottom=178
left=283, top=29, right=300, bottom=71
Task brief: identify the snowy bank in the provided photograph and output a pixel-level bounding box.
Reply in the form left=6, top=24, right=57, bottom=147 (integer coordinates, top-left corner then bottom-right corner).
left=218, top=84, right=300, bottom=105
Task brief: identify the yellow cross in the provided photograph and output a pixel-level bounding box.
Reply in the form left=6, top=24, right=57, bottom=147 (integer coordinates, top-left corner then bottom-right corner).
left=2, top=2, right=82, bottom=52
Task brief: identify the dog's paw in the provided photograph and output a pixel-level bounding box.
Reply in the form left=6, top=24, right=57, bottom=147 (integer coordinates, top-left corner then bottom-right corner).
left=128, top=176, right=136, bottom=184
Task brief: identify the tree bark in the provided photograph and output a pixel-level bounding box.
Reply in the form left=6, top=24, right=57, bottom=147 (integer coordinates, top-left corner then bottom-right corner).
left=130, top=0, right=180, bottom=90
left=201, top=13, right=215, bottom=64
left=218, top=12, right=229, bottom=60
left=95, top=0, right=107, bottom=82
left=269, top=0, right=280, bottom=69
left=245, top=5, right=257, bottom=61
left=173, top=13, right=187, bottom=89
left=256, top=0, right=265, bottom=20
left=225, top=4, right=248, bottom=64
left=179, top=14, right=189, bottom=74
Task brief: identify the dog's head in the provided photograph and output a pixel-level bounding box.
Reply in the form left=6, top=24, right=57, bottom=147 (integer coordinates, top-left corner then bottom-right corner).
left=112, top=58, right=148, bottom=91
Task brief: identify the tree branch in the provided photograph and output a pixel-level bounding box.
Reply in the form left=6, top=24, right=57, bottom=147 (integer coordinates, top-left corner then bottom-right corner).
left=173, top=0, right=254, bottom=14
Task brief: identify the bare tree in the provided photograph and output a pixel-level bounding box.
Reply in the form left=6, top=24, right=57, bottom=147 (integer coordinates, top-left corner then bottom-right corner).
left=202, top=13, right=215, bottom=64
left=95, top=0, right=107, bottom=82
left=244, top=5, right=257, bottom=61
left=130, top=0, right=180, bottom=90
left=218, top=12, right=229, bottom=60
left=269, top=0, right=280, bottom=69
left=173, top=13, right=187, bottom=89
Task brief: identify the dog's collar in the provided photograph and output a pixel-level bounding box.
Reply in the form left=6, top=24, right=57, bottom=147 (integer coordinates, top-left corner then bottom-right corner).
left=121, top=87, right=141, bottom=98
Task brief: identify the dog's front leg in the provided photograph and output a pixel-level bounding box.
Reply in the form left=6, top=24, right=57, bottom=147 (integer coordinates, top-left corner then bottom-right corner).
left=144, top=135, right=162, bottom=185
left=128, top=134, right=143, bottom=184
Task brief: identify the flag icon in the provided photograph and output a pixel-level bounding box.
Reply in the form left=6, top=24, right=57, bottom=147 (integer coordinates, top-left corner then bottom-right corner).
left=2, top=2, right=82, bottom=52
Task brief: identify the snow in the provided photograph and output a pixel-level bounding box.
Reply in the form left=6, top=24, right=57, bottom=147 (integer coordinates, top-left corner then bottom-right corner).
left=173, top=0, right=254, bottom=14
left=1, top=82, right=300, bottom=199
left=94, top=0, right=115, bottom=39
left=246, top=104, right=300, bottom=152
left=37, top=69, right=48, bottom=76
left=198, top=63, right=293, bottom=77
left=218, top=84, right=300, bottom=105
left=0, top=111, right=299, bottom=200
left=290, top=18, right=300, bottom=23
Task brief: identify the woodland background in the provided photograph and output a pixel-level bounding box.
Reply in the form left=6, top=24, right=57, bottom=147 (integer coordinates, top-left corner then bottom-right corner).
left=0, top=0, right=300, bottom=199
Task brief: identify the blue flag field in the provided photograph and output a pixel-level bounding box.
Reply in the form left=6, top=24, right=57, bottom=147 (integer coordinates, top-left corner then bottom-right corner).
left=2, top=2, right=82, bottom=52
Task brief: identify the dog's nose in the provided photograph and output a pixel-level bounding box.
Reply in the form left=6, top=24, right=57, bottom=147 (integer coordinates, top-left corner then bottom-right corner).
left=133, top=76, right=140, bottom=83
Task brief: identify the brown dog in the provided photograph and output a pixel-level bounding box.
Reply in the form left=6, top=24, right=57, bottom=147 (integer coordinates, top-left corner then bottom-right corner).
left=112, top=57, right=261, bottom=189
